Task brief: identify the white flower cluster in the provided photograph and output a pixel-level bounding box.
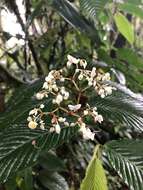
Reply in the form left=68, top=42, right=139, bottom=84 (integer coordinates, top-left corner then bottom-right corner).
left=27, top=55, right=115, bottom=141
left=75, top=64, right=115, bottom=98
left=77, top=105, right=103, bottom=140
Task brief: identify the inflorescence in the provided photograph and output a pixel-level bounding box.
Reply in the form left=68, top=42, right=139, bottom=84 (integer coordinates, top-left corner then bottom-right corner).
left=27, top=55, right=116, bottom=140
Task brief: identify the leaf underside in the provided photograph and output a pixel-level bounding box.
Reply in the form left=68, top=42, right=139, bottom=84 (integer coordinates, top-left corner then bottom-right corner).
left=104, top=139, right=143, bottom=190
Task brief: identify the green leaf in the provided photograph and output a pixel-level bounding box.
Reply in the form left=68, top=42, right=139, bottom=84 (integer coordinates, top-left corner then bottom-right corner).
left=80, top=145, right=108, bottom=190
left=0, top=125, right=78, bottom=183
left=38, top=171, right=69, bottom=190
left=114, top=12, right=134, bottom=44
left=104, top=139, right=143, bottom=190
left=90, top=91, right=143, bottom=132
left=119, top=3, right=143, bottom=20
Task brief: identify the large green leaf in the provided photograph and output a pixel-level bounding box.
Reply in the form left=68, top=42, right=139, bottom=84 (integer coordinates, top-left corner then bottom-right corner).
left=90, top=92, right=143, bottom=132
left=114, top=12, right=134, bottom=44
left=104, top=139, right=143, bottom=190
left=80, top=145, right=108, bottom=190
left=0, top=125, right=78, bottom=183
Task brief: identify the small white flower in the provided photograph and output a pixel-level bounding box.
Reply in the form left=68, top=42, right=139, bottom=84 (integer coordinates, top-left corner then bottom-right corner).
left=28, top=121, right=38, bottom=129
left=45, top=72, right=54, bottom=82
left=83, top=128, right=95, bottom=140
left=64, top=122, right=70, bottom=126
left=45, top=75, right=52, bottom=82
left=27, top=116, right=32, bottom=122
left=94, top=114, right=103, bottom=123
left=93, top=80, right=97, bottom=87
left=100, top=93, right=105, bottom=98
left=70, top=123, right=76, bottom=127
left=88, top=79, right=93, bottom=86
left=75, top=69, right=80, bottom=73
left=55, top=94, right=63, bottom=105
left=96, top=74, right=102, bottom=81
left=78, top=74, right=84, bottom=80
left=80, top=59, right=87, bottom=69
left=60, top=87, right=69, bottom=100
left=40, top=124, right=45, bottom=130
left=45, top=76, right=49, bottom=82
left=68, top=104, right=81, bottom=112
left=43, top=82, right=49, bottom=90
left=40, top=104, right=45, bottom=109
left=92, top=107, right=98, bottom=116
left=55, top=123, right=61, bottom=134
left=63, top=92, right=69, bottom=100
left=80, top=127, right=95, bottom=140
left=98, top=88, right=105, bottom=98
left=60, top=77, right=65, bottom=82
left=91, top=67, right=96, bottom=78
left=104, top=86, right=112, bottom=95
left=93, top=107, right=97, bottom=111
left=58, top=117, right=66, bottom=123
left=67, top=55, right=79, bottom=64
left=29, top=108, right=38, bottom=116
left=60, top=87, right=66, bottom=94
left=84, top=110, right=88, bottom=116
left=49, top=127, right=55, bottom=133
left=36, top=92, right=45, bottom=100
left=52, top=84, right=59, bottom=92
left=102, top=73, right=110, bottom=81
left=52, top=99, right=56, bottom=104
